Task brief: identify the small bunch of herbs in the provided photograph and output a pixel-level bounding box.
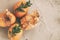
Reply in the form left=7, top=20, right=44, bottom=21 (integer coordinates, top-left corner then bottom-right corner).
left=16, top=0, right=32, bottom=12
left=9, top=24, right=21, bottom=37
left=16, top=17, right=21, bottom=23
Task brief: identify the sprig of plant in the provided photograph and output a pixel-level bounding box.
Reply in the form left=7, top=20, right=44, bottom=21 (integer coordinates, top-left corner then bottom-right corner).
left=16, top=0, right=32, bottom=12
left=16, top=17, right=21, bottom=23
left=25, top=0, right=32, bottom=7
left=9, top=24, right=21, bottom=37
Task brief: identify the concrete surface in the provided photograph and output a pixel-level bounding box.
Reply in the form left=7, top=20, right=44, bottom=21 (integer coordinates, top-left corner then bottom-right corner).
left=0, top=0, right=60, bottom=40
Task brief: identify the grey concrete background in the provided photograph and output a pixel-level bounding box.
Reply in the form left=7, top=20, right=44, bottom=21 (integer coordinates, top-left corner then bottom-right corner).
left=0, top=0, right=60, bottom=40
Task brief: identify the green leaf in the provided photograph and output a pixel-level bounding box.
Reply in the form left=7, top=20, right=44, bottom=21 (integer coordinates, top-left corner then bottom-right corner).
left=10, top=24, right=21, bottom=36
left=16, top=0, right=32, bottom=12
left=16, top=8, right=24, bottom=12
left=26, top=0, right=32, bottom=7
left=16, top=17, right=21, bottom=23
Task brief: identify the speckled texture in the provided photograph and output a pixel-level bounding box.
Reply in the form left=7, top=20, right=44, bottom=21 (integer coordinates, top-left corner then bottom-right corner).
left=0, top=0, right=60, bottom=40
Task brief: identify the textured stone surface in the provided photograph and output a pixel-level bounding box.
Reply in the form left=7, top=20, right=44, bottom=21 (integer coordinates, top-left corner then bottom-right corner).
left=0, top=0, right=60, bottom=40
